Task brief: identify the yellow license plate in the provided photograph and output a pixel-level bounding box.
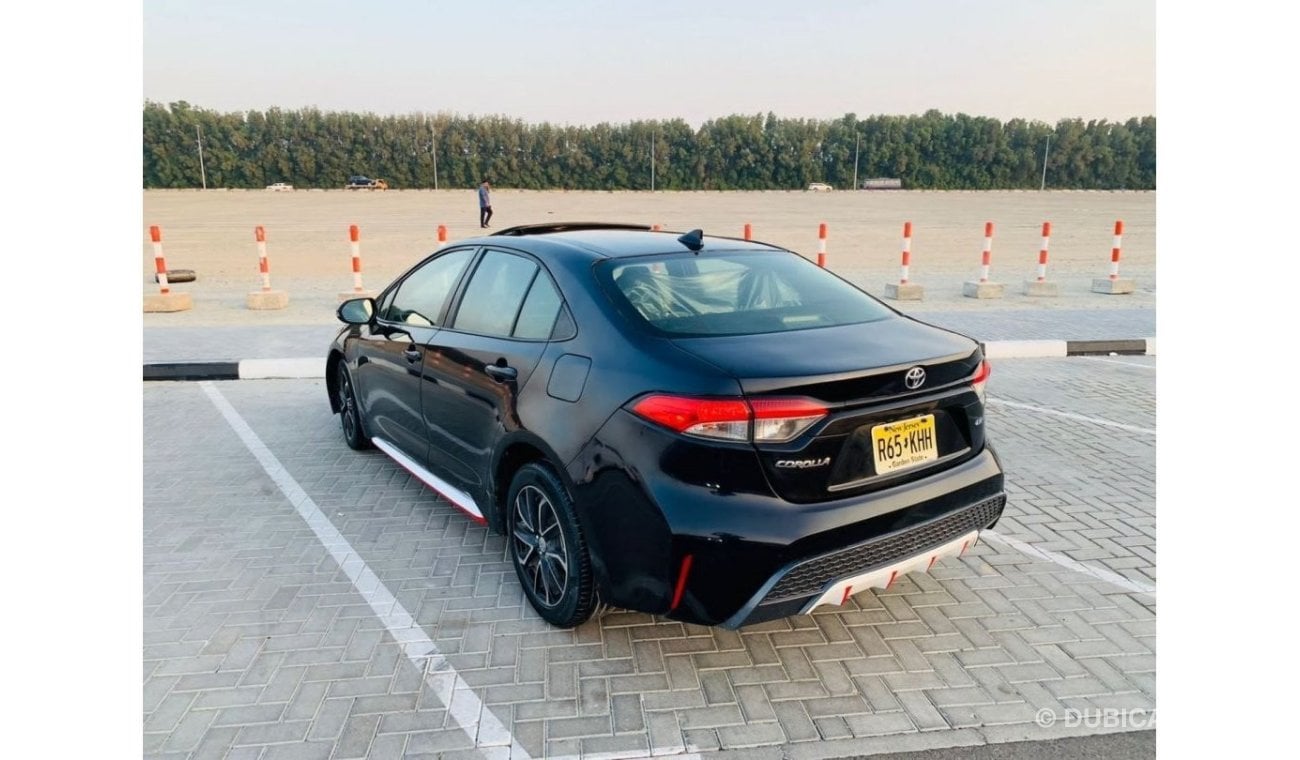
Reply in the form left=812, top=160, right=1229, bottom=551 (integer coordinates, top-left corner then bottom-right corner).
left=871, top=414, right=938, bottom=474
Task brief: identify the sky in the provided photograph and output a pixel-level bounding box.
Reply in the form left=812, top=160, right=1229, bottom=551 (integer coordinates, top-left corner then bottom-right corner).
left=143, top=0, right=1155, bottom=125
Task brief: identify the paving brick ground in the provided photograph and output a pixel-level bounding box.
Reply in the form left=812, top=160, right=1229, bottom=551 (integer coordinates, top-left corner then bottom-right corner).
left=143, top=357, right=1155, bottom=758
left=985, top=358, right=1156, bottom=590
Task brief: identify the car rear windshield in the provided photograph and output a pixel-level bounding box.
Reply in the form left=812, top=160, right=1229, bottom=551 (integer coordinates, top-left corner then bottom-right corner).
left=597, top=250, right=894, bottom=336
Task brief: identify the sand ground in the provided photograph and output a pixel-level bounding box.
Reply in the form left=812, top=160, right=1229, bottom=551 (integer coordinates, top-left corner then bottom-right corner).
left=143, top=189, right=1155, bottom=326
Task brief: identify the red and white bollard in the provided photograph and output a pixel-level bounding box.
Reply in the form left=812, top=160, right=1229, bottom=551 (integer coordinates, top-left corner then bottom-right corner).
left=143, top=224, right=193, bottom=312
left=339, top=224, right=375, bottom=300
left=899, top=221, right=913, bottom=284
left=1036, top=222, right=1051, bottom=282
left=152, top=225, right=169, bottom=295
left=1091, top=219, right=1135, bottom=294
left=816, top=223, right=827, bottom=267
left=350, top=224, right=364, bottom=293
left=743, top=223, right=752, bottom=241
left=1024, top=221, right=1059, bottom=296
left=247, top=225, right=289, bottom=309
left=256, top=226, right=271, bottom=291
left=437, top=225, right=448, bottom=247
left=963, top=222, right=1004, bottom=298
left=885, top=221, right=924, bottom=300
left=1109, top=220, right=1124, bottom=280
left=980, top=222, right=994, bottom=283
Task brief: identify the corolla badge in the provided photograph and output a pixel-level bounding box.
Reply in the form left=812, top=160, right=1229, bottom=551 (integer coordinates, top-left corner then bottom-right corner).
left=775, top=457, right=831, bottom=469
left=904, top=366, right=926, bottom=390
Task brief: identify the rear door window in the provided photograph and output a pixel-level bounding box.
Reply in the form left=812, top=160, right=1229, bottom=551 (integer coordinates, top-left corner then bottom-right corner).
left=512, top=273, right=564, bottom=340
left=452, top=250, right=539, bottom=337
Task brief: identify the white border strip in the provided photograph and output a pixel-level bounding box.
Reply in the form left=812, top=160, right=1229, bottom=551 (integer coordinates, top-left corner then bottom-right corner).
left=987, top=398, right=1156, bottom=436
left=981, top=340, right=1066, bottom=359
left=238, top=357, right=326, bottom=379
left=198, top=382, right=528, bottom=759
left=554, top=750, right=704, bottom=760
left=1145, top=337, right=1157, bottom=355
left=983, top=530, right=1156, bottom=598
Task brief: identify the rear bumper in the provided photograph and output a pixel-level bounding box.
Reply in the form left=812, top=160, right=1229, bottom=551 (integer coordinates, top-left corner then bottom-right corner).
left=569, top=409, right=1005, bottom=626
left=720, top=493, right=1003, bottom=628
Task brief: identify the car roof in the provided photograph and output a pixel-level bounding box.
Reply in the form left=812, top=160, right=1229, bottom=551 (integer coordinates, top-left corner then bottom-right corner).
left=458, top=224, right=786, bottom=262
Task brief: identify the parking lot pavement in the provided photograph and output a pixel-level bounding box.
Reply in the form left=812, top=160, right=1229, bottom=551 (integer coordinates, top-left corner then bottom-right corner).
left=143, top=358, right=1155, bottom=759
left=984, top=358, right=1156, bottom=592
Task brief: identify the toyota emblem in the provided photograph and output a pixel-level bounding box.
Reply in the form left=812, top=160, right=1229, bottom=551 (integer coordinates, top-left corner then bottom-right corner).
left=904, top=366, right=926, bottom=390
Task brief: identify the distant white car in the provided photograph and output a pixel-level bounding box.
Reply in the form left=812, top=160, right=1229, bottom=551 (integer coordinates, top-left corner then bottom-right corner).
left=266, top=182, right=294, bottom=192
left=807, top=182, right=833, bottom=192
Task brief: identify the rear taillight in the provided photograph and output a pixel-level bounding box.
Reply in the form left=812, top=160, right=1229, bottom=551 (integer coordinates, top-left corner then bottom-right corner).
left=971, top=360, right=990, bottom=403
left=631, top=395, right=751, bottom=441
left=631, top=395, right=827, bottom=443
left=749, top=398, right=828, bottom=442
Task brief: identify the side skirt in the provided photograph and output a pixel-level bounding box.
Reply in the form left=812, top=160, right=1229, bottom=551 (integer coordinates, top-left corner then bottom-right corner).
left=372, top=437, right=487, bottom=525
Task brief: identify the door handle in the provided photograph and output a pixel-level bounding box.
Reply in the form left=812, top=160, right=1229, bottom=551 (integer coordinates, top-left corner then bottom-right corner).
left=485, top=364, right=518, bottom=382
left=403, top=347, right=421, bottom=363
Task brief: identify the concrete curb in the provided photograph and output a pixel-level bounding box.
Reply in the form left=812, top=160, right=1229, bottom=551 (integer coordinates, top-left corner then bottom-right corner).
left=144, top=362, right=240, bottom=381
left=981, top=337, right=1155, bottom=359
left=142, top=339, right=1155, bottom=381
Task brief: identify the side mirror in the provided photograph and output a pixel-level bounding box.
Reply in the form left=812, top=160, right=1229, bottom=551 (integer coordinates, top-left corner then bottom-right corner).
left=337, top=297, right=375, bottom=325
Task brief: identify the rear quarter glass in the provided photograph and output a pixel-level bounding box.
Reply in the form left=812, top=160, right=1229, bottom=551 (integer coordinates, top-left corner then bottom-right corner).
left=597, top=250, right=894, bottom=337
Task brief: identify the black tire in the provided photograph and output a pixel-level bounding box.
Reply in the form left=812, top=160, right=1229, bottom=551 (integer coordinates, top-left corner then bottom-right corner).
left=154, top=269, right=196, bottom=283
left=506, top=462, right=595, bottom=627
left=335, top=362, right=371, bottom=450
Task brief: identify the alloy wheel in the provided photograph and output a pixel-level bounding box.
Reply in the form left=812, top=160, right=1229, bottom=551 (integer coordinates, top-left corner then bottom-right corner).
left=338, top=365, right=358, bottom=442
left=511, top=485, right=570, bottom=608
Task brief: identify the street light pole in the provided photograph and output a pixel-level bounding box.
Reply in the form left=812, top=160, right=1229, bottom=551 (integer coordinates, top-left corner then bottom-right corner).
left=650, top=128, right=656, bottom=192
left=853, top=133, right=860, bottom=191
left=196, top=124, right=207, bottom=190
left=431, top=120, right=439, bottom=190
left=1040, top=134, right=1051, bottom=191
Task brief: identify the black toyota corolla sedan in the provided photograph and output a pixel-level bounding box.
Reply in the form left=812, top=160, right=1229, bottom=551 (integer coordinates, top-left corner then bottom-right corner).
left=327, top=223, right=1004, bottom=628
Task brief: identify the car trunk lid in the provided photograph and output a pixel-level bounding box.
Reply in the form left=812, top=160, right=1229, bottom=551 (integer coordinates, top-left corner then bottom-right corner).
left=670, top=317, right=986, bottom=502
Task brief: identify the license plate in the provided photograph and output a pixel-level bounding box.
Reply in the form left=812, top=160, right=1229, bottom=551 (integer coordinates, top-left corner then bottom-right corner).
left=871, top=414, right=938, bottom=474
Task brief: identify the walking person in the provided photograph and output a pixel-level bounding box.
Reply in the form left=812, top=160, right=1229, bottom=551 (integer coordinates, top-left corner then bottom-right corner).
left=478, top=179, right=493, bottom=228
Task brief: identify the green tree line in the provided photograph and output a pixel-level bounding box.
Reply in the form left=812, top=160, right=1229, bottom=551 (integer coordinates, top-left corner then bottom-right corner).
left=143, top=102, right=1155, bottom=190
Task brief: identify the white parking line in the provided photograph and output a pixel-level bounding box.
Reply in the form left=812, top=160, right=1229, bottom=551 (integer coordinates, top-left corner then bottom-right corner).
left=1082, top=356, right=1157, bottom=370
left=199, top=382, right=529, bottom=760
left=987, top=398, right=1156, bottom=436
left=554, top=751, right=703, bottom=760
left=982, top=530, right=1157, bottom=598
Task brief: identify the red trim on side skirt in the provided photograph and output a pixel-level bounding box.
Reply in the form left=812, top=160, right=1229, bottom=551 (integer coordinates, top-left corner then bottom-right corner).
left=669, top=555, right=695, bottom=611
left=385, top=456, right=488, bottom=526
left=437, top=496, right=488, bottom=526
